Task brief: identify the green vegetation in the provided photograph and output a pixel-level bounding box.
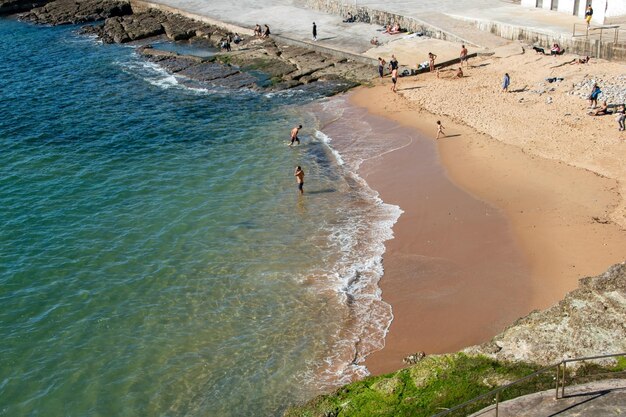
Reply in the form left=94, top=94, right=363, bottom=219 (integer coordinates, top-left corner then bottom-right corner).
left=284, top=354, right=555, bottom=417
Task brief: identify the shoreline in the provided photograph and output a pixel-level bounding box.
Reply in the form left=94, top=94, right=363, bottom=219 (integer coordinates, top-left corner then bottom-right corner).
left=348, top=81, right=626, bottom=375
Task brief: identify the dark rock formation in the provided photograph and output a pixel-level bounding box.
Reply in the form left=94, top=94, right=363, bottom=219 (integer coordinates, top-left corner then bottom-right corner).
left=0, top=0, right=52, bottom=15
left=20, top=0, right=131, bottom=25
left=81, top=9, right=219, bottom=44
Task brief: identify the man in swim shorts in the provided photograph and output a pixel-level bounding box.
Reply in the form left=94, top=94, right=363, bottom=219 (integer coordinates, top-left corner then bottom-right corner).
left=289, top=124, right=302, bottom=146
left=460, top=45, right=468, bottom=67
left=294, top=166, right=304, bottom=194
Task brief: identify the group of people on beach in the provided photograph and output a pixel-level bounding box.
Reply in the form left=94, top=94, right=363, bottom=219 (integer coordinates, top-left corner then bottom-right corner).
left=586, top=83, right=625, bottom=130
left=253, top=24, right=271, bottom=39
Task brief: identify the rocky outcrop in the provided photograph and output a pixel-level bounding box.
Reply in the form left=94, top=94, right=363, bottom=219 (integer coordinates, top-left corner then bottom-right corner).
left=80, top=9, right=220, bottom=44
left=15, top=0, right=373, bottom=94
left=0, top=0, right=51, bottom=15
left=20, top=0, right=131, bottom=25
left=465, top=262, right=626, bottom=366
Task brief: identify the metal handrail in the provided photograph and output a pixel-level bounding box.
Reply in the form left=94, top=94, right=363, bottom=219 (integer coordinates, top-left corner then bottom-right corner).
left=430, top=352, right=626, bottom=417
left=572, top=23, right=626, bottom=44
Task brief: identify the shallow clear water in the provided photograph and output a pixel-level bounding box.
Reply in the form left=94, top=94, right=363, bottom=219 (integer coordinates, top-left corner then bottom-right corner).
left=0, top=19, right=399, bottom=416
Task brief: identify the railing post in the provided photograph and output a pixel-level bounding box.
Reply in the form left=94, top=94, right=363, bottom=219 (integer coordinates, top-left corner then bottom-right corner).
left=561, top=361, right=566, bottom=398
left=555, top=364, right=560, bottom=400
left=495, top=392, right=499, bottom=417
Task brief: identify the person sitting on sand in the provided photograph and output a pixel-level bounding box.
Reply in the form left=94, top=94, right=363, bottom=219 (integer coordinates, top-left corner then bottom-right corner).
left=254, top=24, right=262, bottom=37
left=455, top=67, right=464, bottom=78
left=389, top=23, right=400, bottom=34
left=370, top=36, right=380, bottom=46
left=233, top=33, right=242, bottom=44
left=550, top=43, right=562, bottom=56
left=589, top=101, right=610, bottom=116
left=262, top=24, right=271, bottom=39
left=343, top=12, right=354, bottom=23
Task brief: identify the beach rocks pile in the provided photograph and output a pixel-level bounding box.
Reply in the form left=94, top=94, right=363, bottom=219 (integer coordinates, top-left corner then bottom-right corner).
left=464, top=261, right=626, bottom=367
left=20, top=0, right=130, bottom=25
left=570, top=75, right=626, bottom=105
left=81, top=9, right=220, bottom=44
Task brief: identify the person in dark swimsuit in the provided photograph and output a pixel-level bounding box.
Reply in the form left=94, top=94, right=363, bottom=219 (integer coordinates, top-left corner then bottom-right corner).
left=294, top=166, right=304, bottom=194
left=378, top=57, right=386, bottom=79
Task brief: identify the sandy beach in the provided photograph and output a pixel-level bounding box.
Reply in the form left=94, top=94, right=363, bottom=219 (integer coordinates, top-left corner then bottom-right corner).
left=353, top=50, right=626, bottom=375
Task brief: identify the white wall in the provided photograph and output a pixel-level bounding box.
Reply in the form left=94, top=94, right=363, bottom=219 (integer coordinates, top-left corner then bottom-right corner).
left=605, top=0, right=626, bottom=18
left=521, top=0, right=625, bottom=23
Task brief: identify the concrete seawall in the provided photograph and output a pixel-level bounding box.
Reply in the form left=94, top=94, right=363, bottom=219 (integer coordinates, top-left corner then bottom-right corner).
left=303, top=0, right=482, bottom=47
left=304, top=0, right=626, bottom=61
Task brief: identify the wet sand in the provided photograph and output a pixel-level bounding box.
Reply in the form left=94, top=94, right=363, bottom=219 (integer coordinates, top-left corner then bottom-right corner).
left=350, top=84, right=626, bottom=375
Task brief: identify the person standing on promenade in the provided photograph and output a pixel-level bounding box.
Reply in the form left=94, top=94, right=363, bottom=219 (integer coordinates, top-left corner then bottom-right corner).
left=460, top=45, right=468, bottom=67
left=312, top=22, right=317, bottom=41
left=428, top=52, right=437, bottom=72
left=289, top=124, right=302, bottom=146
left=378, top=57, right=386, bottom=79
left=436, top=120, right=445, bottom=139
left=390, top=67, right=398, bottom=93
left=294, top=166, right=305, bottom=194
left=502, top=73, right=510, bottom=93
left=585, top=4, right=593, bottom=27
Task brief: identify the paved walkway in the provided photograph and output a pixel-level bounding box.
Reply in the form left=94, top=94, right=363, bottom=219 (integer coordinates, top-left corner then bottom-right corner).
left=144, top=0, right=624, bottom=64
left=469, top=380, right=626, bottom=417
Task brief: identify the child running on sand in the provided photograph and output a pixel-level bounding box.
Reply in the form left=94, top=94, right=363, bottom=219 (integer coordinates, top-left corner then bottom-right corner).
left=436, top=120, right=445, bottom=139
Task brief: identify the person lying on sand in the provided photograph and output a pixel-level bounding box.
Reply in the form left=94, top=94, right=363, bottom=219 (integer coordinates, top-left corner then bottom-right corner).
left=455, top=67, right=464, bottom=78
left=570, top=56, right=590, bottom=65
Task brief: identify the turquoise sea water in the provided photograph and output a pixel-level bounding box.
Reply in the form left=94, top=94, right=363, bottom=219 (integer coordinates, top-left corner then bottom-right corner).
left=0, top=19, right=400, bottom=416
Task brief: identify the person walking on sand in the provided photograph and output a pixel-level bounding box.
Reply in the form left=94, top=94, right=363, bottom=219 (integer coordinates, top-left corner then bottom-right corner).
left=460, top=45, right=468, bottom=67
left=312, top=22, right=317, bottom=41
left=585, top=4, right=593, bottom=27
left=390, top=67, right=398, bottom=92
left=502, top=73, right=510, bottom=93
left=615, top=104, right=625, bottom=131
left=436, top=120, right=445, bottom=139
left=428, top=52, right=437, bottom=72
left=289, top=124, right=302, bottom=146
left=378, top=57, right=386, bottom=79
left=294, top=166, right=305, bottom=194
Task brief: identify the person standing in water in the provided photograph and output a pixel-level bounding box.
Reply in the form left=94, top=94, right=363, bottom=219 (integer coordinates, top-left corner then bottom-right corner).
left=289, top=124, right=302, bottom=146
left=294, top=166, right=305, bottom=194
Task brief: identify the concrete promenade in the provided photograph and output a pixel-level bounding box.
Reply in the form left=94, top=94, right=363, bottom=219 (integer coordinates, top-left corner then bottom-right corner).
left=469, top=379, right=626, bottom=417
left=141, top=0, right=625, bottom=63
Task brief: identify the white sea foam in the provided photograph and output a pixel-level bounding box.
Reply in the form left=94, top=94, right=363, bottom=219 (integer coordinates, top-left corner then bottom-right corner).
left=301, top=100, right=406, bottom=389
